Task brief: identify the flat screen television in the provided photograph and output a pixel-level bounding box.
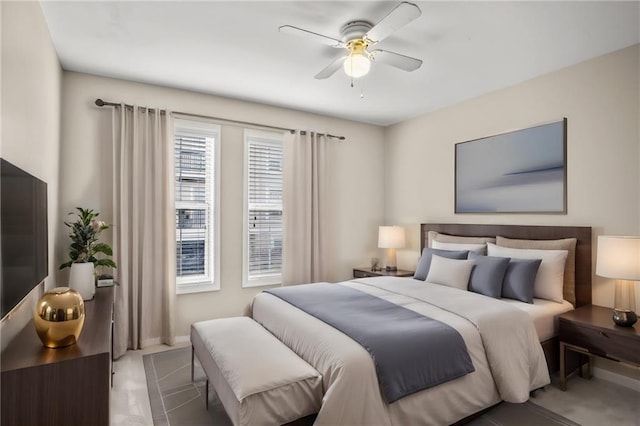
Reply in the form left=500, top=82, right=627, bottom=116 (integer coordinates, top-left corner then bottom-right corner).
left=1, top=158, right=48, bottom=319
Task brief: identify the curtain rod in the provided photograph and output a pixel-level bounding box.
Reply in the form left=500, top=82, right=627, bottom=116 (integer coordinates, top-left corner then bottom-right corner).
left=94, top=99, right=345, bottom=140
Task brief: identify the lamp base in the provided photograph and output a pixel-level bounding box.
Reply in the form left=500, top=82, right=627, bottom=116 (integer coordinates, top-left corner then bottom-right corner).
left=384, top=248, right=397, bottom=273
left=612, top=309, right=638, bottom=327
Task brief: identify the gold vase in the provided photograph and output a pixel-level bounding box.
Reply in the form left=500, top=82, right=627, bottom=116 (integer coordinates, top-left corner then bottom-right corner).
left=34, top=287, right=85, bottom=348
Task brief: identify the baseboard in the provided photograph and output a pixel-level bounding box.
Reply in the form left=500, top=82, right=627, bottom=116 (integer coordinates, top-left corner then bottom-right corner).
left=593, top=366, right=640, bottom=392
left=175, top=334, right=190, bottom=344
left=140, top=337, right=163, bottom=347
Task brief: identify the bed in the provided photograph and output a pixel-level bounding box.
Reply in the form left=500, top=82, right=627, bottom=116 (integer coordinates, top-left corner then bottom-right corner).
left=251, top=223, right=592, bottom=425
left=420, top=223, right=592, bottom=374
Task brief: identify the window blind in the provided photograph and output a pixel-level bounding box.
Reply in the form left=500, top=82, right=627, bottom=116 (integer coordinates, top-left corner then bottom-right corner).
left=247, top=138, right=283, bottom=281
left=175, top=133, right=214, bottom=283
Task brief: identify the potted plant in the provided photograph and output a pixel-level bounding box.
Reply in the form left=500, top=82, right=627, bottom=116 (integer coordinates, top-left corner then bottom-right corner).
left=60, top=207, right=117, bottom=300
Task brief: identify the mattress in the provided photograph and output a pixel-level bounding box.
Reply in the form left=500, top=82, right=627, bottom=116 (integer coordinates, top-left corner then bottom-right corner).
left=501, top=298, right=574, bottom=341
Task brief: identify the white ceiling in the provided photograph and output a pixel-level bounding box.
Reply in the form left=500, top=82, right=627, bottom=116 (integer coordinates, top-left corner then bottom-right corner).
left=40, top=1, right=640, bottom=126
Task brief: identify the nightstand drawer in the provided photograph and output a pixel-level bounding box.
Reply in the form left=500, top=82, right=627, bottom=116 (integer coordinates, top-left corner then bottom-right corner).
left=353, top=270, right=378, bottom=278
left=560, top=320, right=640, bottom=365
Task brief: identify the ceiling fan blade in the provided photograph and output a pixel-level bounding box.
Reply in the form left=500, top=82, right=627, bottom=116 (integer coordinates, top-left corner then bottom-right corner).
left=279, top=25, right=345, bottom=48
left=365, top=2, right=422, bottom=44
left=370, top=49, right=422, bottom=71
left=314, top=56, right=348, bottom=79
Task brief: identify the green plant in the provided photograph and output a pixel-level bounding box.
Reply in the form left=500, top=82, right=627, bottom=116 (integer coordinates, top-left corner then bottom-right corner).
left=59, top=207, right=117, bottom=270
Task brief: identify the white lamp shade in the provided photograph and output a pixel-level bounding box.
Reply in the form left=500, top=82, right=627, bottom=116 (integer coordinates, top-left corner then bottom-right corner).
left=596, top=236, right=640, bottom=280
left=343, top=53, right=371, bottom=78
left=378, top=226, right=405, bottom=249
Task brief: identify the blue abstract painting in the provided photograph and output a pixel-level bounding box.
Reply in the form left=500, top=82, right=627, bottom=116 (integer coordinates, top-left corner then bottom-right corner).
left=455, top=119, right=566, bottom=213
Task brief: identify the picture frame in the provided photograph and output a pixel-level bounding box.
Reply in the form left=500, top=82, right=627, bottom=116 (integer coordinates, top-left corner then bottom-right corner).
left=455, top=118, right=567, bottom=214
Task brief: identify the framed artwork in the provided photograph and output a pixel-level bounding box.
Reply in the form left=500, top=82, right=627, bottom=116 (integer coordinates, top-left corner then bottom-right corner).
left=455, top=118, right=567, bottom=214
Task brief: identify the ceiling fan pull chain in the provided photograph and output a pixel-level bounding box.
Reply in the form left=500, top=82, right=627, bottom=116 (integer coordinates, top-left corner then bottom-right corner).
left=360, top=77, right=365, bottom=99
left=350, top=56, right=355, bottom=87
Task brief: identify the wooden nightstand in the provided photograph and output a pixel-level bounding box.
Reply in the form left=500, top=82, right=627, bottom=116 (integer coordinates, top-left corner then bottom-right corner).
left=558, top=304, right=640, bottom=391
left=353, top=267, right=414, bottom=278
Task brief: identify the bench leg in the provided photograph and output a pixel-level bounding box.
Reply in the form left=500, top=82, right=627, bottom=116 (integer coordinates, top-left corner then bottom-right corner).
left=205, top=379, right=209, bottom=410
left=584, top=354, right=592, bottom=380
left=191, top=346, right=195, bottom=382
left=559, top=342, right=567, bottom=391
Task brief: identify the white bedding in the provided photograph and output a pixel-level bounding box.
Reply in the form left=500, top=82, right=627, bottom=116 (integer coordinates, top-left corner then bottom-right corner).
left=502, top=298, right=574, bottom=341
left=251, top=276, right=550, bottom=425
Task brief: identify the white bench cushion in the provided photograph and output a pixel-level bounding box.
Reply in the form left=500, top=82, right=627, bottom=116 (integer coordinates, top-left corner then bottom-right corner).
left=191, top=317, right=322, bottom=426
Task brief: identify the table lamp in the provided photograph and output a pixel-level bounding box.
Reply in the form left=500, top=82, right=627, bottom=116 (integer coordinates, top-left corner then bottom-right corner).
left=378, top=226, right=405, bottom=272
left=595, top=235, right=640, bottom=327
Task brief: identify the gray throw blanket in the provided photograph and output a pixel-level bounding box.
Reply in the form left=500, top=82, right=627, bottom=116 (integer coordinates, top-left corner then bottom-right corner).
left=266, top=283, right=475, bottom=403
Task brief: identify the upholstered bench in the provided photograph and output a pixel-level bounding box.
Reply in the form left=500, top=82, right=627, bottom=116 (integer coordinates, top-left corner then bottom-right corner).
left=190, top=317, right=322, bottom=426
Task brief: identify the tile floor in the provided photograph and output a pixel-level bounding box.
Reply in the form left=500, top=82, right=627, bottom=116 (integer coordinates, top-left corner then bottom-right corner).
left=111, top=343, right=640, bottom=426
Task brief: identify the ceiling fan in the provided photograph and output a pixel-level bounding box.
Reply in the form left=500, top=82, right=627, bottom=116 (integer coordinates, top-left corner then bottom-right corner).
left=279, top=2, right=423, bottom=80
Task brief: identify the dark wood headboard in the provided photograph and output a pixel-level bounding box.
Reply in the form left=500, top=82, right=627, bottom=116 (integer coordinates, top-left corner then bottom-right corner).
left=420, top=223, right=592, bottom=307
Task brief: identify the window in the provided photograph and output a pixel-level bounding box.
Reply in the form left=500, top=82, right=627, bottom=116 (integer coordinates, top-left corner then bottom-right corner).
left=243, top=129, right=284, bottom=287
left=174, top=119, right=220, bottom=294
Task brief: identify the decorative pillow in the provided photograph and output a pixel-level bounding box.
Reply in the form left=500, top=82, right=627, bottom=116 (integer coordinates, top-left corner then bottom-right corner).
left=428, top=231, right=496, bottom=248
left=413, top=248, right=469, bottom=281
left=467, top=253, right=511, bottom=298
left=496, top=236, right=577, bottom=306
left=425, top=255, right=475, bottom=290
left=487, top=243, right=568, bottom=303
left=501, top=258, right=543, bottom=303
left=433, top=240, right=487, bottom=255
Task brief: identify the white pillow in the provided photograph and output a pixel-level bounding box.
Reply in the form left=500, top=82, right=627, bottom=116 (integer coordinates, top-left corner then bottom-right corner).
left=425, top=255, right=475, bottom=290
left=487, top=243, right=568, bottom=303
left=432, top=240, right=487, bottom=255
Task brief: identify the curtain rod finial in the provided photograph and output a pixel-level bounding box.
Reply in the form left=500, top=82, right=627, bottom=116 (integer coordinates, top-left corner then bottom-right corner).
left=95, top=99, right=105, bottom=107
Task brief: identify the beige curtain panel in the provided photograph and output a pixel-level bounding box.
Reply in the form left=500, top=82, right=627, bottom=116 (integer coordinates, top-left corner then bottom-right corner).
left=282, top=131, right=329, bottom=285
left=112, top=104, right=176, bottom=358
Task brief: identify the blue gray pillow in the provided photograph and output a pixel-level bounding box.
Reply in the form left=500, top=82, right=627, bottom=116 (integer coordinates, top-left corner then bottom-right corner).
left=414, top=248, right=469, bottom=281
left=468, top=253, right=511, bottom=298
left=502, top=258, right=543, bottom=303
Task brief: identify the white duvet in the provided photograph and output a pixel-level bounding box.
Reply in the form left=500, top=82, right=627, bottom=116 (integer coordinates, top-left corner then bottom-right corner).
left=251, top=277, right=550, bottom=425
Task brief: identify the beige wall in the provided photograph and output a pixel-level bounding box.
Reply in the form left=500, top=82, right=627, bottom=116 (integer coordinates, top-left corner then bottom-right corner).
left=385, top=44, right=640, bottom=308
left=385, top=45, right=640, bottom=381
left=59, top=72, right=386, bottom=336
left=0, top=1, right=62, bottom=349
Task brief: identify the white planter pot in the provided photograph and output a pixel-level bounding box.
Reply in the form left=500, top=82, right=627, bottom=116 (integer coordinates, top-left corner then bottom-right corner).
left=69, top=262, right=95, bottom=301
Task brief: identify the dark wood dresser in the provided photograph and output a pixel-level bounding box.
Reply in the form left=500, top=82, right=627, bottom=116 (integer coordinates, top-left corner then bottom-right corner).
left=1, top=286, right=114, bottom=426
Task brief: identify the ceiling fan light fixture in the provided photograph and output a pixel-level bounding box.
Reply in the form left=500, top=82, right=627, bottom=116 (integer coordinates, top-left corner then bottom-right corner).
left=343, top=40, right=370, bottom=78
left=282, top=2, right=423, bottom=81
left=343, top=52, right=371, bottom=78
